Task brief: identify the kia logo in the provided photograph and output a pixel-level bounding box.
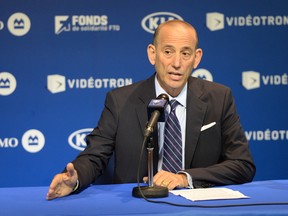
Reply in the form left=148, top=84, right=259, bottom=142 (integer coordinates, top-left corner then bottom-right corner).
left=141, top=12, right=184, bottom=34
left=68, top=128, right=93, bottom=151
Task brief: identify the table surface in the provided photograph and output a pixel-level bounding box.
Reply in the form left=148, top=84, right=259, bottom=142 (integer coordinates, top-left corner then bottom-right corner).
left=1, top=180, right=288, bottom=216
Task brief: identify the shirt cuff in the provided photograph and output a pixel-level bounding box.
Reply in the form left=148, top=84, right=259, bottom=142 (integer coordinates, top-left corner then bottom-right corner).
left=73, top=179, right=79, bottom=192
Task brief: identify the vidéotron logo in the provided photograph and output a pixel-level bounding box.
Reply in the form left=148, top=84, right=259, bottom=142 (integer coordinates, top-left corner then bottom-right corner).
left=242, top=70, right=288, bottom=90
left=206, top=12, right=225, bottom=31
left=47, top=74, right=66, bottom=93
left=191, top=68, right=213, bottom=82
left=68, top=128, right=93, bottom=151
left=0, top=129, right=45, bottom=153
left=0, top=72, right=17, bottom=96
left=54, top=15, right=120, bottom=35
left=47, top=74, right=133, bottom=94
left=141, top=12, right=184, bottom=34
left=7, top=12, right=31, bottom=36
left=242, top=71, right=260, bottom=90
left=207, top=12, right=288, bottom=31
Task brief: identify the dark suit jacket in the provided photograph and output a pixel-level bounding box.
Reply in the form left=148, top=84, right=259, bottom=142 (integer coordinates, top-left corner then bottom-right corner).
left=73, top=74, right=255, bottom=191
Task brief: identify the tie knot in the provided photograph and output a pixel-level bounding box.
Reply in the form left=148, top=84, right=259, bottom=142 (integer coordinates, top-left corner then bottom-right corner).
left=170, top=99, right=179, bottom=111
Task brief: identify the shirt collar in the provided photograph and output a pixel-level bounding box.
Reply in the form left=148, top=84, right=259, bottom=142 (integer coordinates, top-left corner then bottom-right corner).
left=154, top=74, right=187, bottom=108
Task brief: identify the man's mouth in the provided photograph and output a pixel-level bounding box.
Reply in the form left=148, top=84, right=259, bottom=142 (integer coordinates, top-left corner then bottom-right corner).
left=168, top=72, right=183, bottom=79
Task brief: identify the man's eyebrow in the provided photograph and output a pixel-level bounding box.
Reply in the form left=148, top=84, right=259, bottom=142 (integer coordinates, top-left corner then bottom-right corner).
left=181, top=46, right=193, bottom=50
left=162, top=45, right=174, bottom=48
left=161, top=45, right=194, bottom=51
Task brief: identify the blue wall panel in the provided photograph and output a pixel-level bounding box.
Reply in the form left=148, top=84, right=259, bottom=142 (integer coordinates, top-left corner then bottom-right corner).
left=1, top=0, right=287, bottom=187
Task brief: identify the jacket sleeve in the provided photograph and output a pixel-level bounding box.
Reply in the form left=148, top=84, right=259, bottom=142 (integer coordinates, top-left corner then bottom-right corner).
left=71, top=90, right=118, bottom=192
left=186, top=88, right=256, bottom=188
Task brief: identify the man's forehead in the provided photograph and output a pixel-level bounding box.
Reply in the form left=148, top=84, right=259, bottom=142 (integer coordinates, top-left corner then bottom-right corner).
left=158, top=27, right=196, bottom=41
left=157, top=35, right=196, bottom=49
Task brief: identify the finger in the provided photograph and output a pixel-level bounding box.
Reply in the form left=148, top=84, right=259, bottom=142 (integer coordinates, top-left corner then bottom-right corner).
left=154, top=170, right=173, bottom=185
left=46, top=174, right=62, bottom=200
left=48, top=174, right=62, bottom=191
left=46, top=188, right=59, bottom=200
left=46, top=189, right=54, bottom=200
left=154, top=171, right=180, bottom=189
left=143, top=177, right=148, bottom=183
left=46, top=191, right=57, bottom=200
left=167, top=179, right=179, bottom=190
left=46, top=186, right=65, bottom=200
left=166, top=174, right=187, bottom=190
left=153, top=170, right=167, bottom=182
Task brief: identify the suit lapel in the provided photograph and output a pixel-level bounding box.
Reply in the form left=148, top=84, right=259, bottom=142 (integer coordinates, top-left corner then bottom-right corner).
left=135, top=74, right=156, bottom=134
left=134, top=74, right=159, bottom=173
left=185, top=77, right=207, bottom=168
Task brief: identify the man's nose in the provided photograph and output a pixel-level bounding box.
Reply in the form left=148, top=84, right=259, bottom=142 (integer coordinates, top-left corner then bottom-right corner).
left=171, top=54, right=181, bottom=69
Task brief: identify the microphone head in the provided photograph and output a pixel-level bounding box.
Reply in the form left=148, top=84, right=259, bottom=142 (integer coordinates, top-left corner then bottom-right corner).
left=156, top=93, right=169, bottom=101
left=147, top=93, right=169, bottom=122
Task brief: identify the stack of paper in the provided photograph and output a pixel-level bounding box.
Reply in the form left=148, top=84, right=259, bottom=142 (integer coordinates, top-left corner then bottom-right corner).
left=170, top=188, right=249, bottom=201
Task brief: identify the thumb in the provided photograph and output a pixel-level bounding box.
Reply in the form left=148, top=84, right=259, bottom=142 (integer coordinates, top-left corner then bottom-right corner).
left=66, top=162, right=76, bottom=177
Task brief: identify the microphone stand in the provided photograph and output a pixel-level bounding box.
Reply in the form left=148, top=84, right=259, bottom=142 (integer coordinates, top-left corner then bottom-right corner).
left=132, top=136, right=168, bottom=198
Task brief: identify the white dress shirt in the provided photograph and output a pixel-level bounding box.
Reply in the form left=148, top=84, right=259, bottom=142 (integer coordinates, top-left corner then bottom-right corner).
left=154, top=75, right=193, bottom=188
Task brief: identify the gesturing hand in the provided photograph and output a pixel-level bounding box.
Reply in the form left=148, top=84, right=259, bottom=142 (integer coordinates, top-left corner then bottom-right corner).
left=46, top=163, right=78, bottom=200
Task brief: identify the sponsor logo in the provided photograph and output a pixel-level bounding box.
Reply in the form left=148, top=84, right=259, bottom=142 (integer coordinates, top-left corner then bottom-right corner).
left=0, top=129, right=45, bottom=153
left=55, top=16, right=70, bottom=34
left=206, top=12, right=288, bottom=31
left=47, top=74, right=66, bottom=93
left=54, top=15, right=120, bottom=34
left=245, top=129, right=288, bottom=142
left=47, top=74, right=133, bottom=94
left=7, top=12, right=31, bottom=36
left=22, top=129, right=45, bottom=153
left=0, top=72, right=17, bottom=96
left=68, top=128, right=93, bottom=151
left=0, top=20, right=4, bottom=31
left=242, top=71, right=260, bottom=90
left=206, top=12, right=224, bottom=31
left=191, top=68, right=213, bottom=82
left=0, top=137, right=18, bottom=148
left=242, top=71, right=288, bottom=90
left=149, top=99, right=166, bottom=106
left=141, top=12, right=184, bottom=34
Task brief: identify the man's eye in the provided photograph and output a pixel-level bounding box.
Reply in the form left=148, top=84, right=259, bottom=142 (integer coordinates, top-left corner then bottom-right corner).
left=182, top=52, right=192, bottom=59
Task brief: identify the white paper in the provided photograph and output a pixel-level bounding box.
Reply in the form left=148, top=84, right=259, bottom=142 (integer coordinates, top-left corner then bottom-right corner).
left=170, top=188, right=249, bottom=201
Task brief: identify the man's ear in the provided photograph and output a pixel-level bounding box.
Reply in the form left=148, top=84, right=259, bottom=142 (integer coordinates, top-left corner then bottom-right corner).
left=147, top=44, right=156, bottom=65
left=193, top=48, right=203, bottom=69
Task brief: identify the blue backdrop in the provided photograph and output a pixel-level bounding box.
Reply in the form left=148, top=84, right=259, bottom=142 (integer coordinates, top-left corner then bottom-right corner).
left=1, top=0, right=288, bottom=187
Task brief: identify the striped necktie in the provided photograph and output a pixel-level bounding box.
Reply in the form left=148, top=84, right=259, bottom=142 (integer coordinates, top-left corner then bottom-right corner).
left=162, top=99, right=182, bottom=173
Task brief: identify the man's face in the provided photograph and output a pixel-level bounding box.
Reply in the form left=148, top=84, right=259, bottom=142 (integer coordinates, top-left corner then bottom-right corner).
left=148, top=23, right=202, bottom=97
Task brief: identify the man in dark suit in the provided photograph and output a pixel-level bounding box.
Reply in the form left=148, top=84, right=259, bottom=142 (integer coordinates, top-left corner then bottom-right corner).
left=46, top=20, right=255, bottom=200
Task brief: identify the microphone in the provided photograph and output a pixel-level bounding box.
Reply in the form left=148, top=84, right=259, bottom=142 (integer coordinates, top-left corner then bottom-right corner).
left=143, top=93, right=169, bottom=138
left=132, top=93, right=169, bottom=199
